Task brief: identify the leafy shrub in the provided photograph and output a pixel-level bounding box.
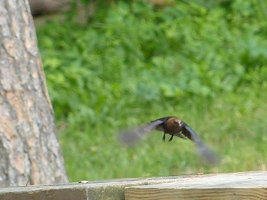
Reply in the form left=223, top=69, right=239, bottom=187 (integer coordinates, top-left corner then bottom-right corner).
left=38, top=0, right=267, bottom=121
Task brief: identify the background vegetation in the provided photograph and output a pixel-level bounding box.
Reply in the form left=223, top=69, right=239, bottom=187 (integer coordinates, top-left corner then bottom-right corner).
left=36, top=0, right=267, bottom=182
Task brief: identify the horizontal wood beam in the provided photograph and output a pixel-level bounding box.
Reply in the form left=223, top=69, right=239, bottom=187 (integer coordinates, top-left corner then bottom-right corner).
left=125, top=171, right=267, bottom=200
left=0, top=171, right=266, bottom=199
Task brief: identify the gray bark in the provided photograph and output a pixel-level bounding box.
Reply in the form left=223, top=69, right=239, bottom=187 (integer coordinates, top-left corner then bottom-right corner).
left=0, top=0, right=68, bottom=187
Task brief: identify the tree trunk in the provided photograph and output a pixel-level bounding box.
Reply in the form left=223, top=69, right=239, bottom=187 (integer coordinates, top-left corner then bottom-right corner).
left=0, top=0, right=68, bottom=186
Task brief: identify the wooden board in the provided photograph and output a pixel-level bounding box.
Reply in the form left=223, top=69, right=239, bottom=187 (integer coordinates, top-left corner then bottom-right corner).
left=125, top=171, right=267, bottom=200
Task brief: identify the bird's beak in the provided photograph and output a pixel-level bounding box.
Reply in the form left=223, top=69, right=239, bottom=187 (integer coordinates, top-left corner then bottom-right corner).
left=174, top=120, right=183, bottom=127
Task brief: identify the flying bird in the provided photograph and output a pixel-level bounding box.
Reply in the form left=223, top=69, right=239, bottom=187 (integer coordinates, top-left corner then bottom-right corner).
left=119, top=116, right=219, bottom=164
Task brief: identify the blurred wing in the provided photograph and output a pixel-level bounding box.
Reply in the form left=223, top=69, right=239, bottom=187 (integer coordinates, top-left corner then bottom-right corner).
left=182, top=123, right=219, bottom=164
left=118, top=120, right=163, bottom=146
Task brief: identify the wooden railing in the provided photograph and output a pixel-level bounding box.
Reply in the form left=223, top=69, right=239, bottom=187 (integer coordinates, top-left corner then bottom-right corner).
left=0, top=171, right=266, bottom=200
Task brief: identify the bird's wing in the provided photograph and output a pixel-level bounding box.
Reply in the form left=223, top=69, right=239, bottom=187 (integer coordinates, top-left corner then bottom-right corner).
left=118, top=120, right=163, bottom=146
left=181, top=122, right=219, bottom=164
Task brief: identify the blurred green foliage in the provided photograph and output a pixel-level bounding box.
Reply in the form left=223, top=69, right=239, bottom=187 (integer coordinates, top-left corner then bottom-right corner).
left=37, top=0, right=267, bottom=181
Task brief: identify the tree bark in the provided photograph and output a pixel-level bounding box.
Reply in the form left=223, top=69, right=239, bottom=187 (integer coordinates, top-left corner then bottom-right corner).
left=0, top=0, right=68, bottom=186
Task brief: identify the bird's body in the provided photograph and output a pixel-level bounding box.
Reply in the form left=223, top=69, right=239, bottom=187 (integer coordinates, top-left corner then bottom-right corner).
left=119, top=116, right=219, bottom=164
left=153, top=116, right=186, bottom=140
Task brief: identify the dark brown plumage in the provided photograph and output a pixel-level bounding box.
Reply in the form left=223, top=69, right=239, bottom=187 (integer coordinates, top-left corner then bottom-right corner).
left=119, top=116, right=219, bottom=164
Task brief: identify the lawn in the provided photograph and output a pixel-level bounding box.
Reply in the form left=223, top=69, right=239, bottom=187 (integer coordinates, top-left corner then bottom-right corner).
left=36, top=0, right=267, bottom=182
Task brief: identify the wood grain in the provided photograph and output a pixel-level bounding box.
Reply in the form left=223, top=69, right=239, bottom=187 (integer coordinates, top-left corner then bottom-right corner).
left=125, top=171, right=267, bottom=200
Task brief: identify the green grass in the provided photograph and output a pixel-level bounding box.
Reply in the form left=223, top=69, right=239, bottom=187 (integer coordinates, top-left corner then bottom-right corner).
left=59, top=89, right=267, bottom=181
left=36, top=0, right=267, bottom=182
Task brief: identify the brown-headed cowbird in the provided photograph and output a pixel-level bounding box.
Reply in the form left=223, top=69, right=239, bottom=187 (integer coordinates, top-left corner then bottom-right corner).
left=119, top=116, right=219, bottom=164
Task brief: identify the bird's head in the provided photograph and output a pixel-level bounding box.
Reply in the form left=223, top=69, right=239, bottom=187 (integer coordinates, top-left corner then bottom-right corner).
left=166, top=117, right=184, bottom=133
